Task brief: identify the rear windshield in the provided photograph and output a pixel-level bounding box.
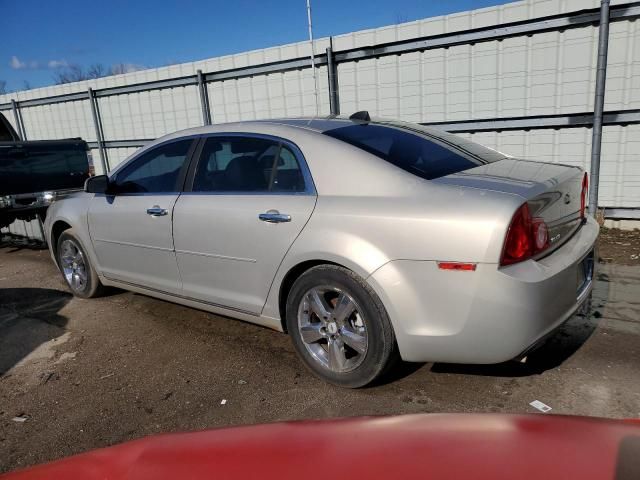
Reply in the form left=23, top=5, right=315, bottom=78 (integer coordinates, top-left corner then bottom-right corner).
left=323, top=123, right=506, bottom=180
left=0, top=143, right=89, bottom=196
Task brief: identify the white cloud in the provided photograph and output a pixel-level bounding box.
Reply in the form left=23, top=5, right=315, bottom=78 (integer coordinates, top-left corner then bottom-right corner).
left=48, top=59, right=69, bottom=68
left=10, top=56, right=26, bottom=69
left=10, top=56, right=39, bottom=69
left=10, top=56, right=69, bottom=70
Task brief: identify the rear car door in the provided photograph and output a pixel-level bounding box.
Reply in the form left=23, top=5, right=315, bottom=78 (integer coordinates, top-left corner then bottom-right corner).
left=172, top=134, right=316, bottom=314
left=88, top=138, right=196, bottom=293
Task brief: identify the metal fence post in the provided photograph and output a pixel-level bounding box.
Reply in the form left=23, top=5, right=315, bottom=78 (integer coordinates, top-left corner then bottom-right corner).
left=88, top=88, right=109, bottom=174
left=588, top=0, right=610, bottom=217
left=10, top=99, right=26, bottom=140
left=326, top=39, right=340, bottom=115
left=17, top=106, right=27, bottom=141
left=197, top=70, right=212, bottom=125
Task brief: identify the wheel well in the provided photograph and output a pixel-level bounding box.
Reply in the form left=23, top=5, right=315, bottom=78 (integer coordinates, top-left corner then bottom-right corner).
left=50, top=220, right=72, bottom=259
left=278, top=260, right=341, bottom=333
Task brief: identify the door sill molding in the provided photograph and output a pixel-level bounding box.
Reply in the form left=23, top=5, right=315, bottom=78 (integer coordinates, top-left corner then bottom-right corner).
left=175, top=249, right=256, bottom=263
left=102, top=275, right=259, bottom=317
left=94, top=238, right=174, bottom=252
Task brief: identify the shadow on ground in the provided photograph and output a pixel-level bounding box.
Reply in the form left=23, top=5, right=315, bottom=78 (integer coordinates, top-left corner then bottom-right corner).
left=0, top=234, right=47, bottom=251
left=0, top=288, right=71, bottom=374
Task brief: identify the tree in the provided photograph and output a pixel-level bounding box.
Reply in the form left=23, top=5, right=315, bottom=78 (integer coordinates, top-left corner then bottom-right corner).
left=110, top=63, right=129, bottom=75
left=0, top=80, right=7, bottom=95
left=22, top=80, right=31, bottom=90
left=86, top=64, right=106, bottom=78
left=52, top=62, right=144, bottom=84
left=52, top=63, right=109, bottom=84
left=52, top=64, right=87, bottom=84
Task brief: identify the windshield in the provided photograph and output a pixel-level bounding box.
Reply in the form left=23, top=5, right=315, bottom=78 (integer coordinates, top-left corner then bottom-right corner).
left=323, top=121, right=507, bottom=180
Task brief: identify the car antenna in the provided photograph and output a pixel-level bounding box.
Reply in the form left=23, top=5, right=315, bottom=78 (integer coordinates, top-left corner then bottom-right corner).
left=349, top=111, right=371, bottom=122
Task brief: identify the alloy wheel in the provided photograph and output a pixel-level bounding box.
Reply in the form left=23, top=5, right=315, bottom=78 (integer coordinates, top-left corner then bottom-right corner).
left=297, top=286, right=368, bottom=373
left=59, top=239, right=88, bottom=293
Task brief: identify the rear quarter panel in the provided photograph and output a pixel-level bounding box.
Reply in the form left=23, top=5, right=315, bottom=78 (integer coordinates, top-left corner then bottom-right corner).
left=260, top=132, right=524, bottom=321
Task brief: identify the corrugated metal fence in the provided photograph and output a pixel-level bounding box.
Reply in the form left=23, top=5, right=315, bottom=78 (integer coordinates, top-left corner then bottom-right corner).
left=1, top=0, right=639, bottom=211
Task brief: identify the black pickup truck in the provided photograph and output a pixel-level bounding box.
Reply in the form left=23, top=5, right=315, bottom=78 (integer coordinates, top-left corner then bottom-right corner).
left=0, top=112, right=93, bottom=231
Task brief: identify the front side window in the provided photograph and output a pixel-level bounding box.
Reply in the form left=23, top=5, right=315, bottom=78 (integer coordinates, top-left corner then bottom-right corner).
left=113, top=139, right=193, bottom=193
left=323, top=124, right=496, bottom=180
left=192, top=136, right=305, bottom=193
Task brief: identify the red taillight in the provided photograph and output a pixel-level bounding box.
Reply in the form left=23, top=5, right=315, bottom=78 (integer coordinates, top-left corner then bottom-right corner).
left=501, top=203, right=533, bottom=265
left=580, top=172, right=588, bottom=219
left=500, top=203, right=550, bottom=266
left=532, top=218, right=549, bottom=251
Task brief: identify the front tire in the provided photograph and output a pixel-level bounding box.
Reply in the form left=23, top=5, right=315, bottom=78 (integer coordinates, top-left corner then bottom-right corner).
left=56, top=229, right=104, bottom=298
left=286, top=265, right=398, bottom=388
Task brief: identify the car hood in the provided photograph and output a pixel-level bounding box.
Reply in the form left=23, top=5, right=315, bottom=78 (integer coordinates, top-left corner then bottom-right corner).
left=3, top=414, right=639, bottom=479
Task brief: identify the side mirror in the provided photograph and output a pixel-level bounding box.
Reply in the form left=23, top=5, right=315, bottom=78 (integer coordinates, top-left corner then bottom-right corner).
left=85, top=175, right=110, bottom=194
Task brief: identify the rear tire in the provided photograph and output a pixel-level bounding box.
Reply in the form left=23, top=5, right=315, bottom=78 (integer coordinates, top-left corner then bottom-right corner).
left=286, top=265, right=398, bottom=388
left=56, top=229, right=104, bottom=298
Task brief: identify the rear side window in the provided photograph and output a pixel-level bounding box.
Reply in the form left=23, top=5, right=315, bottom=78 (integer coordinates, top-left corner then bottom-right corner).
left=323, top=124, right=482, bottom=180
left=192, top=136, right=305, bottom=193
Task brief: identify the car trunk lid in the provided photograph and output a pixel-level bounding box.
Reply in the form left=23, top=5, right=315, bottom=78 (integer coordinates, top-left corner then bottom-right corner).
left=433, top=158, right=586, bottom=253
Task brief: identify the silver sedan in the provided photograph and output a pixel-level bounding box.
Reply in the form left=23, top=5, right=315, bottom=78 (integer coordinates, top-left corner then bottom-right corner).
left=44, top=114, right=598, bottom=387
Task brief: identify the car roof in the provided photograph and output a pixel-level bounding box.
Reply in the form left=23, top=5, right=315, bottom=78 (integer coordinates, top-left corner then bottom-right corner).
left=120, top=115, right=506, bottom=172
left=252, top=117, right=356, bottom=132
left=172, top=115, right=453, bottom=138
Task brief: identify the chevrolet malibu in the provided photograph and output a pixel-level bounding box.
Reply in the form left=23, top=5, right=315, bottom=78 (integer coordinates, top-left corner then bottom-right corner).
left=44, top=114, right=598, bottom=387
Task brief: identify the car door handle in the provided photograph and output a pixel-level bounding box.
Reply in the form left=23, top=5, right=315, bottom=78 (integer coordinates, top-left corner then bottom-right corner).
left=259, top=211, right=291, bottom=223
left=146, top=206, right=168, bottom=217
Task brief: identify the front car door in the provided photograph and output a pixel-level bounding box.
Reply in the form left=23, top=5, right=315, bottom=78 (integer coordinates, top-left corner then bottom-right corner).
left=88, top=138, right=197, bottom=293
left=172, top=134, right=316, bottom=314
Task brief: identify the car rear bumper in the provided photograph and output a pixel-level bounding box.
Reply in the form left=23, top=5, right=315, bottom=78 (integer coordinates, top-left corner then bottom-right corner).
left=368, top=216, right=599, bottom=364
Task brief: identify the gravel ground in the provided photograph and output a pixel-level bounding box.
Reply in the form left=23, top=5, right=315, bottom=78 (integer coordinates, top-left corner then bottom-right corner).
left=599, top=227, right=640, bottom=265
left=1, top=235, right=639, bottom=473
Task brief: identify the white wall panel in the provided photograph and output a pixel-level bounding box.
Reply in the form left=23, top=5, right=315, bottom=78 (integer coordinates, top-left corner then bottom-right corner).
left=3, top=109, right=19, bottom=134
left=98, top=85, right=201, bottom=141
left=460, top=125, right=640, bottom=208
left=18, top=100, right=95, bottom=141
left=337, top=22, right=614, bottom=122
left=0, top=0, right=638, bottom=208
left=209, top=66, right=330, bottom=123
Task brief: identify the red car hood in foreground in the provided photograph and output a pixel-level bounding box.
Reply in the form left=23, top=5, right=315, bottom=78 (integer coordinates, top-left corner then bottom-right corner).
left=3, top=414, right=640, bottom=479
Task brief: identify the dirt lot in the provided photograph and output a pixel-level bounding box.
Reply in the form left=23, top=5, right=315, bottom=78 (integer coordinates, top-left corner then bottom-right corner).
left=1, top=232, right=640, bottom=473
left=599, top=227, right=640, bottom=265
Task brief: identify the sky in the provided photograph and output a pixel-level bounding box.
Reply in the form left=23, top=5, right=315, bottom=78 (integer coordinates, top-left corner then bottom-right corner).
left=1, top=0, right=509, bottom=92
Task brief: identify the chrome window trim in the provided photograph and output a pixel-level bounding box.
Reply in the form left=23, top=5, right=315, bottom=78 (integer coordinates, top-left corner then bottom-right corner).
left=187, top=132, right=317, bottom=196
left=94, top=192, right=180, bottom=197
left=179, top=190, right=314, bottom=197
